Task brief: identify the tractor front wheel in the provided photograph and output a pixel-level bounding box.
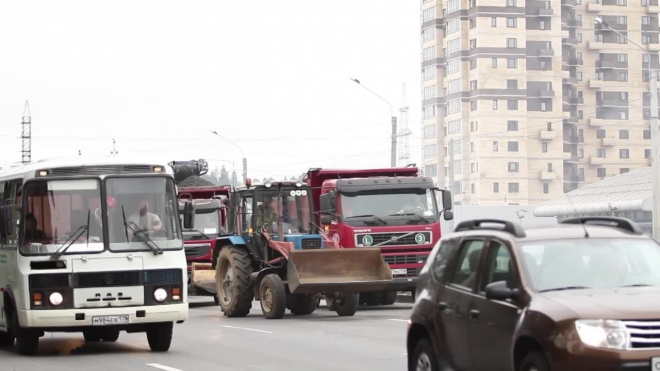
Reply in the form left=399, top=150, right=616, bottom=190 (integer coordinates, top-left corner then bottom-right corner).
left=259, top=274, right=286, bottom=319
left=334, top=292, right=359, bottom=317
left=215, top=246, right=254, bottom=317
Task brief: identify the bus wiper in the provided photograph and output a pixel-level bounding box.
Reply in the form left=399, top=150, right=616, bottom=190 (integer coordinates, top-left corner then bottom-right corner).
left=50, top=224, right=88, bottom=260
left=389, top=213, right=428, bottom=223
left=539, top=286, right=591, bottom=293
left=121, top=206, right=162, bottom=255
left=345, top=214, right=388, bottom=225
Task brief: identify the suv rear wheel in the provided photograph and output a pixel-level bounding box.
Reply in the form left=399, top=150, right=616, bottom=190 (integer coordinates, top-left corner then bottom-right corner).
left=409, top=339, right=438, bottom=371
left=519, top=351, right=549, bottom=371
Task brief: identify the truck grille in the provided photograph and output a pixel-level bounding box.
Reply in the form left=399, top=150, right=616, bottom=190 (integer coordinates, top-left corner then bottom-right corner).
left=144, top=269, right=183, bottom=285
left=384, top=255, right=427, bottom=265
left=29, top=273, right=72, bottom=290
left=301, top=238, right=322, bottom=249
left=74, top=271, right=142, bottom=288
left=355, top=232, right=432, bottom=247
left=185, top=243, right=211, bottom=258
left=623, top=320, right=660, bottom=348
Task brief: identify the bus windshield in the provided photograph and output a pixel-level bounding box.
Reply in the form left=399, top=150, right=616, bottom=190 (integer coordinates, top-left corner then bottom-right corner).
left=106, top=177, right=183, bottom=252
left=21, top=178, right=104, bottom=255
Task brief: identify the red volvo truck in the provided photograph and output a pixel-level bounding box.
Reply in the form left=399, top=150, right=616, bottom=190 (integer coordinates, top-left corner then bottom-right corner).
left=304, top=167, right=453, bottom=305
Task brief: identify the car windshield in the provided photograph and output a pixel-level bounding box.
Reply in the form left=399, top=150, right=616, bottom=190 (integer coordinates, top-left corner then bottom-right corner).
left=106, top=177, right=183, bottom=252
left=340, top=188, right=438, bottom=219
left=21, top=179, right=103, bottom=255
left=256, top=188, right=312, bottom=234
left=519, top=238, right=660, bottom=292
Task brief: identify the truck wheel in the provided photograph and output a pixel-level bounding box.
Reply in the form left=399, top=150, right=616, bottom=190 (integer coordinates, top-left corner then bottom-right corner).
left=381, top=290, right=398, bottom=305
left=146, top=322, right=173, bottom=352
left=288, top=294, right=320, bottom=315
left=102, top=329, right=120, bottom=342
left=83, top=330, right=102, bottom=342
left=259, top=274, right=286, bottom=319
left=12, top=311, right=38, bottom=356
left=215, top=246, right=254, bottom=317
left=334, top=293, right=359, bottom=317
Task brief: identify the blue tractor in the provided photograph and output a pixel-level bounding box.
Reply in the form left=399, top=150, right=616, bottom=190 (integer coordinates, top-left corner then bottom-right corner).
left=198, top=179, right=392, bottom=319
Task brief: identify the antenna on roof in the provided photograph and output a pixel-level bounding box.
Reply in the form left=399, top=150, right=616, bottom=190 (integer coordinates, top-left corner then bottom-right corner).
left=564, top=187, right=588, bottom=238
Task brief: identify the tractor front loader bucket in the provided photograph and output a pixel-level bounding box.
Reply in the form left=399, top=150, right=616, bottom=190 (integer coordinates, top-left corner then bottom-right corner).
left=191, top=262, right=217, bottom=294
left=286, top=247, right=393, bottom=295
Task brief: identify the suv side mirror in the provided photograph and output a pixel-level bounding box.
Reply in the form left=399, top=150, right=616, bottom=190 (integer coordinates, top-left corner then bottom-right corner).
left=443, top=209, right=454, bottom=221
left=485, top=280, right=518, bottom=301
left=183, top=201, right=194, bottom=229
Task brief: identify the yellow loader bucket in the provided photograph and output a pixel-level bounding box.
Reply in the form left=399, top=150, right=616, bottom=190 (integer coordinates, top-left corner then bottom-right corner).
left=286, top=247, right=393, bottom=295
left=191, top=262, right=216, bottom=294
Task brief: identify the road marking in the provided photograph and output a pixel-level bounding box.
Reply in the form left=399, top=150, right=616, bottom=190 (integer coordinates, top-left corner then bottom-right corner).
left=146, top=364, right=184, bottom=371
left=221, top=325, right=273, bottom=334
left=388, top=319, right=408, bottom=322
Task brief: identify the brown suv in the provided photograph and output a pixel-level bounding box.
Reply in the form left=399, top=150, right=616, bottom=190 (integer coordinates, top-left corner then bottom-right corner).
left=406, top=217, right=660, bottom=371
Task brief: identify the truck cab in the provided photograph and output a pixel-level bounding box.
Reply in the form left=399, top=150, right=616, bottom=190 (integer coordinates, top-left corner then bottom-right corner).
left=305, top=167, right=453, bottom=304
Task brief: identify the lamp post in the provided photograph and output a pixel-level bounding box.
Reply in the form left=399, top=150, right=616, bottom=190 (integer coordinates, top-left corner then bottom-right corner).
left=594, top=17, right=660, bottom=241
left=350, top=78, right=397, bottom=167
left=207, top=158, right=236, bottom=188
left=211, top=131, right=247, bottom=184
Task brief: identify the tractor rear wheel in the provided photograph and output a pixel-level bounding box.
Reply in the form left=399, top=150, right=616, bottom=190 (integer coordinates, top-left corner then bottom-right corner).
left=215, top=246, right=254, bottom=317
left=259, top=274, right=286, bottom=319
left=334, top=292, right=359, bottom=317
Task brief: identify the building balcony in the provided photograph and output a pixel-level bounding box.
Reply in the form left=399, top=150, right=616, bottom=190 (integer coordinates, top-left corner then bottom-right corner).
left=648, top=43, right=660, bottom=51
left=587, top=2, right=602, bottom=11
left=589, top=118, right=605, bottom=126
left=536, top=8, right=554, bottom=16
left=563, top=37, right=578, bottom=46
left=536, top=90, right=555, bottom=98
left=600, top=137, right=617, bottom=146
left=596, top=60, right=628, bottom=69
left=563, top=152, right=579, bottom=162
left=562, top=0, right=577, bottom=6
left=540, top=171, right=558, bottom=181
left=539, top=130, right=557, bottom=140
left=565, top=97, right=583, bottom=105
left=561, top=29, right=570, bottom=38
left=564, top=174, right=581, bottom=183
left=538, top=49, right=555, bottom=57
left=568, top=19, right=583, bottom=27
left=563, top=76, right=578, bottom=85
left=589, top=156, right=606, bottom=165
left=588, top=79, right=604, bottom=89
left=588, top=41, right=604, bottom=50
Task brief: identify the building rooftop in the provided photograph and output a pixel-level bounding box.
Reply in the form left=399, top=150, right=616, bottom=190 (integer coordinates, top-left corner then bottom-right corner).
left=533, top=167, right=652, bottom=217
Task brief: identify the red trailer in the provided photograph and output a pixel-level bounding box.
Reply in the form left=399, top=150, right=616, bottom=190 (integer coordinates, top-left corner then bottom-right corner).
left=304, top=167, right=453, bottom=305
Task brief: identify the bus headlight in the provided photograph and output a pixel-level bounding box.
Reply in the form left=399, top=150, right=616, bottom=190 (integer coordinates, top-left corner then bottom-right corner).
left=49, top=292, right=63, bottom=306
left=154, top=288, right=168, bottom=302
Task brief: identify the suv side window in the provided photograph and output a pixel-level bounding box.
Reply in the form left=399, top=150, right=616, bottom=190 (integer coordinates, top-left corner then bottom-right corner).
left=479, top=240, right=515, bottom=292
left=449, top=240, right=485, bottom=289
left=431, top=238, right=459, bottom=282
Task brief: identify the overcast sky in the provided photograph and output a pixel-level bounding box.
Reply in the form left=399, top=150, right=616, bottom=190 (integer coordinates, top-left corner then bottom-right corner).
left=0, top=1, right=421, bottom=179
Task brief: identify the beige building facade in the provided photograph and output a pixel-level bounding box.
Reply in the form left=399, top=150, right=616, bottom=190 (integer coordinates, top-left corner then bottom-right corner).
left=420, top=0, right=658, bottom=206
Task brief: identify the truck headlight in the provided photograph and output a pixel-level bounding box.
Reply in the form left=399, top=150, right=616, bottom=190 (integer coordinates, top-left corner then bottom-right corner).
left=49, top=292, right=64, bottom=306
left=153, top=288, right=168, bottom=302
left=575, top=319, right=629, bottom=349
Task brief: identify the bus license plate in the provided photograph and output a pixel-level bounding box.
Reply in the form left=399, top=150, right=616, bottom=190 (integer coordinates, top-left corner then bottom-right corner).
left=391, top=269, right=407, bottom=275
left=92, top=315, right=130, bottom=326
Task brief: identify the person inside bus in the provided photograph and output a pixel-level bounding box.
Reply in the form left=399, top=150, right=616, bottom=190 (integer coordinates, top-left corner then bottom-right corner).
left=127, top=198, right=162, bottom=237
left=23, top=213, right=47, bottom=242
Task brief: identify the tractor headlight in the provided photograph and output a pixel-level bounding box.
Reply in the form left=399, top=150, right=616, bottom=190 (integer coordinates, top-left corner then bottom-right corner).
left=153, top=288, right=168, bottom=302
left=49, top=292, right=64, bottom=306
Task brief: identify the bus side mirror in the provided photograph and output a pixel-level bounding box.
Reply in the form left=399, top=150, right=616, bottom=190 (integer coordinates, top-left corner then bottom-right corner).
left=183, top=201, right=194, bottom=229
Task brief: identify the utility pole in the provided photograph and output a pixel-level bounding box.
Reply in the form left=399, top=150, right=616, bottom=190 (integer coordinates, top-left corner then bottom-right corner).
left=397, top=84, right=412, bottom=167
left=21, top=101, right=31, bottom=164
left=110, top=139, right=118, bottom=156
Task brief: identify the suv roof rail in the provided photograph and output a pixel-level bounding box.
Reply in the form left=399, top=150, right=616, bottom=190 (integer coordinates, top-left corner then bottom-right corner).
left=454, top=219, right=526, bottom=238
left=559, top=216, right=643, bottom=235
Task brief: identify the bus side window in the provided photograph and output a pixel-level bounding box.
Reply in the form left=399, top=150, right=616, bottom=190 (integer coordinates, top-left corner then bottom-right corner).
left=0, top=180, right=21, bottom=250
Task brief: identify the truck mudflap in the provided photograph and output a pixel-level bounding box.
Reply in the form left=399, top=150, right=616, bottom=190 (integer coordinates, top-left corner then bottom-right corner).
left=190, top=262, right=216, bottom=294
left=286, top=247, right=393, bottom=295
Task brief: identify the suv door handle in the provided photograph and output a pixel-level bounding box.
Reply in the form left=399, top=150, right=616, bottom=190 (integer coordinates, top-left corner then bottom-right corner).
left=437, top=302, right=448, bottom=311
left=469, top=309, right=480, bottom=320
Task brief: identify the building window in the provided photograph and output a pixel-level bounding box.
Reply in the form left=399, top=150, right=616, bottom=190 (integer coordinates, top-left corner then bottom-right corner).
left=507, top=58, right=517, bottom=68
left=618, top=130, right=629, bottom=139
left=470, top=59, right=476, bottom=69
left=493, top=182, right=499, bottom=193
left=423, top=124, right=437, bottom=139
left=507, top=79, right=518, bottom=89
left=646, top=149, right=652, bottom=158
left=620, top=168, right=630, bottom=174
left=543, top=183, right=549, bottom=194
left=644, top=130, right=651, bottom=139
left=507, top=38, right=517, bottom=48
left=508, top=162, right=519, bottom=172
left=620, top=149, right=630, bottom=158
left=542, top=142, right=548, bottom=153
left=492, top=58, right=497, bottom=68
left=597, top=168, right=606, bottom=177
left=507, top=100, right=518, bottom=110
left=424, top=163, right=438, bottom=177
left=493, top=141, right=499, bottom=151
left=597, top=148, right=606, bottom=158
left=547, top=163, right=553, bottom=172
left=596, top=129, right=606, bottom=139
left=453, top=160, right=462, bottom=174
left=507, top=17, right=517, bottom=27
left=491, top=17, right=497, bottom=27
left=508, top=141, right=519, bottom=151
left=471, top=183, right=475, bottom=194
left=507, top=120, right=518, bottom=131
left=492, top=100, right=498, bottom=110
left=508, top=182, right=519, bottom=193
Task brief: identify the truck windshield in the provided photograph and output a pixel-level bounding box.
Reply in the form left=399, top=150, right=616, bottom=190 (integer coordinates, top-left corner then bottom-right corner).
left=520, top=238, right=660, bottom=292
left=192, top=209, right=220, bottom=235
left=256, top=188, right=312, bottom=234
left=106, top=177, right=183, bottom=252
left=21, top=179, right=104, bottom=256
left=340, top=188, right=439, bottom=220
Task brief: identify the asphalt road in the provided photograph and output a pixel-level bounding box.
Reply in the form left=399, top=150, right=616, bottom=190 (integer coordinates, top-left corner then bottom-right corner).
left=0, top=298, right=413, bottom=371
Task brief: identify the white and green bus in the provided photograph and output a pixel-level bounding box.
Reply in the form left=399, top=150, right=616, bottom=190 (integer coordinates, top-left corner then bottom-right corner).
left=0, top=156, right=192, bottom=355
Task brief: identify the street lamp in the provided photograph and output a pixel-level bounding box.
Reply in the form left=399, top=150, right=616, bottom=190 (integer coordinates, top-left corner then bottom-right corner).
left=207, top=158, right=236, bottom=188
left=594, top=17, right=660, bottom=240
left=211, top=130, right=247, bottom=184
left=350, top=78, right=398, bottom=167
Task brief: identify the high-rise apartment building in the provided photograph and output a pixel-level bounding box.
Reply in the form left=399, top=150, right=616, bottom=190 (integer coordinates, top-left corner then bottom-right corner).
left=420, top=0, right=657, bottom=206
